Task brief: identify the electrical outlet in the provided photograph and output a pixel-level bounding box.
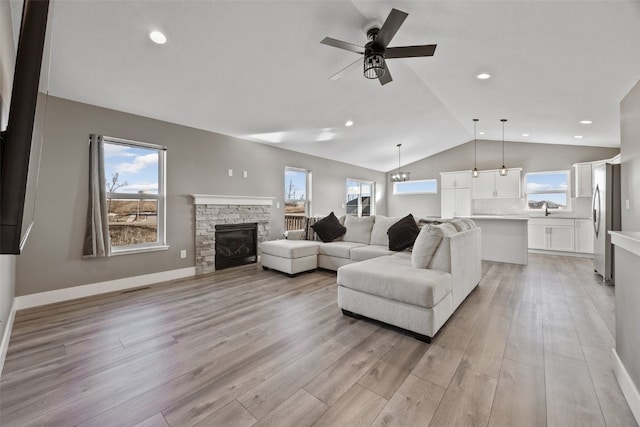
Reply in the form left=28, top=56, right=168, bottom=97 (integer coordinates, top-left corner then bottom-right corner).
left=228, top=169, right=233, bottom=177
left=276, top=202, right=280, bottom=209
left=180, top=249, right=187, bottom=259
left=243, top=171, right=248, bottom=178
left=626, top=199, right=630, bottom=210
left=341, top=203, right=346, bottom=209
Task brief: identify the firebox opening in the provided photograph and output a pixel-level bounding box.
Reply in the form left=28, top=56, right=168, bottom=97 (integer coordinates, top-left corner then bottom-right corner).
left=215, top=223, right=258, bottom=270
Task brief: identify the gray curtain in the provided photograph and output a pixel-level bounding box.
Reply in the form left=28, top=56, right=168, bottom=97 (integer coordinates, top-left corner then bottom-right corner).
left=82, top=134, right=110, bottom=258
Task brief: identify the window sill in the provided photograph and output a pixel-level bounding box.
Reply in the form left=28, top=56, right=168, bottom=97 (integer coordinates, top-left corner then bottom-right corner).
left=110, top=245, right=170, bottom=256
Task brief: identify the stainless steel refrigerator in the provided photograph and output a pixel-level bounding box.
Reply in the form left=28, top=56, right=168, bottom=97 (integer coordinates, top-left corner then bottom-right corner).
left=592, top=162, right=621, bottom=284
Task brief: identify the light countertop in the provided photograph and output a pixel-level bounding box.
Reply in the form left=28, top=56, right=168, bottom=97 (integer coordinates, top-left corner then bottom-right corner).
left=610, top=231, right=640, bottom=257
left=462, top=215, right=529, bottom=221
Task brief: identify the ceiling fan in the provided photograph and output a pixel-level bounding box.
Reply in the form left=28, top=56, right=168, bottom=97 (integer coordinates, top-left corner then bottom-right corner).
left=320, top=8, right=437, bottom=85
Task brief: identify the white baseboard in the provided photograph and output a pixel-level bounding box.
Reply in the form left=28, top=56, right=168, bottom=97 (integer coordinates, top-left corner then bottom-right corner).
left=14, top=267, right=196, bottom=310
left=0, top=302, right=17, bottom=378
left=612, top=348, right=640, bottom=424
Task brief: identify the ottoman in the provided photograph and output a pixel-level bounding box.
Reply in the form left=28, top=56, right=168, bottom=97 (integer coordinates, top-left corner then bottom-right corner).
left=260, top=240, right=321, bottom=276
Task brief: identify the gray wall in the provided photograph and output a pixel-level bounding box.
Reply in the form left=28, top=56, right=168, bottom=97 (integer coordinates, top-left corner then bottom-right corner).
left=15, top=96, right=386, bottom=296
left=386, top=139, right=619, bottom=218
left=621, top=78, right=640, bottom=230
left=0, top=0, right=16, bottom=341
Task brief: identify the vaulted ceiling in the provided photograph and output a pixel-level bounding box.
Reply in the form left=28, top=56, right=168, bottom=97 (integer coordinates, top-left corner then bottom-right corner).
left=23, top=1, right=640, bottom=171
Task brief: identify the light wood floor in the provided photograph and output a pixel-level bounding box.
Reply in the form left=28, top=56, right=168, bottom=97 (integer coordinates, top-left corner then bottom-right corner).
left=1, top=254, right=637, bottom=427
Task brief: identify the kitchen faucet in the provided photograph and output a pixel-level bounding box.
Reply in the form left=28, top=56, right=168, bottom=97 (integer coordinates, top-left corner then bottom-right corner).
left=544, top=202, right=550, bottom=217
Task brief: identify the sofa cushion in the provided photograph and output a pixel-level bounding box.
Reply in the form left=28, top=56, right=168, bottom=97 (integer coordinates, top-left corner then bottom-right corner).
left=449, top=219, right=469, bottom=232
left=459, top=218, right=477, bottom=229
left=411, top=226, right=444, bottom=268
left=350, top=245, right=395, bottom=262
left=319, top=241, right=367, bottom=259
left=387, top=214, right=420, bottom=251
left=369, top=216, right=399, bottom=246
left=304, top=217, right=322, bottom=241
left=343, top=215, right=375, bottom=244
left=337, top=256, right=453, bottom=308
left=311, top=212, right=347, bottom=242
left=260, top=240, right=320, bottom=259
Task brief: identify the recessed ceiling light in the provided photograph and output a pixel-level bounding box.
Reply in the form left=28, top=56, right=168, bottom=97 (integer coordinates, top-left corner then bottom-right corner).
left=522, top=133, right=529, bottom=137
left=479, top=131, right=485, bottom=135
left=579, top=120, right=593, bottom=124
left=345, top=120, right=354, bottom=127
left=574, top=135, right=584, bottom=139
left=476, top=73, right=491, bottom=80
left=149, top=31, right=167, bottom=44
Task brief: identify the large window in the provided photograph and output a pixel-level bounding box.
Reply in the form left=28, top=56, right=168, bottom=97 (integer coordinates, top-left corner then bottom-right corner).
left=284, top=166, right=311, bottom=230
left=393, top=179, right=438, bottom=195
left=103, top=138, right=166, bottom=252
left=525, top=171, right=570, bottom=210
left=346, top=179, right=374, bottom=216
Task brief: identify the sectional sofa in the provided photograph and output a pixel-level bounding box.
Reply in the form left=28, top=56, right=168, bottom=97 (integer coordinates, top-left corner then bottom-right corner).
left=260, top=215, right=482, bottom=342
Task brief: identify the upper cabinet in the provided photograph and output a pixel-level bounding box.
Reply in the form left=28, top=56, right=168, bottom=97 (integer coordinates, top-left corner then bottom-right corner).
left=472, top=169, right=522, bottom=199
left=574, top=163, right=593, bottom=198
left=440, top=171, right=472, bottom=218
left=441, top=171, right=472, bottom=189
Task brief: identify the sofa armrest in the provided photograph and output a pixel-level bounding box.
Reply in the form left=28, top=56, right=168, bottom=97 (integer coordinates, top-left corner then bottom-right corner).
left=285, top=229, right=305, bottom=240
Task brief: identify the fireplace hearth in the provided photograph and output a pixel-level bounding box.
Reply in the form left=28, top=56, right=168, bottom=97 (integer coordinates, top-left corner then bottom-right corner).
left=215, top=223, right=257, bottom=270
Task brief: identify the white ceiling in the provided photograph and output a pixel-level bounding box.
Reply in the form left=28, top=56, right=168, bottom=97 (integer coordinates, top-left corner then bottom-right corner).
left=28, top=1, right=640, bottom=171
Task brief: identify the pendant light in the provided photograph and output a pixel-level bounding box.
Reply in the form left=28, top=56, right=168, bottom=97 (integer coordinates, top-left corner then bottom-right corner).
left=499, top=119, right=508, bottom=176
left=472, top=119, right=479, bottom=178
left=390, top=143, right=410, bottom=182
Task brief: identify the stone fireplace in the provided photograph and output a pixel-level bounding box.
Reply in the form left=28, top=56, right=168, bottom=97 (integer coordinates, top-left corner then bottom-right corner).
left=193, top=195, right=273, bottom=274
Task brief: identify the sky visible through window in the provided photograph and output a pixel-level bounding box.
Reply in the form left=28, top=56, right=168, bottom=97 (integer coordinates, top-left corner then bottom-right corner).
left=526, top=172, right=568, bottom=206
left=104, top=143, right=159, bottom=194
left=394, top=180, right=437, bottom=194
left=285, top=169, right=307, bottom=200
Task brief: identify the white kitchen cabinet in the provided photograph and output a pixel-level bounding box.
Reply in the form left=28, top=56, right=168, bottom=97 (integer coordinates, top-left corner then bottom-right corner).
left=528, top=218, right=575, bottom=252
left=441, top=188, right=471, bottom=218
left=440, top=171, right=471, bottom=218
left=528, top=223, right=548, bottom=250
left=441, top=171, right=472, bottom=189
left=472, top=169, right=521, bottom=199
left=575, top=218, right=594, bottom=253
left=574, top=163, right=593, bottom=198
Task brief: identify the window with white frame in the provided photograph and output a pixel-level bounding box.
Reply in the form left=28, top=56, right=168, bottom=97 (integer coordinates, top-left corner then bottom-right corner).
left=103, top=138, right=166, bottom=251
left=346, top=179, right=374, bottom=216
left=284, top=166, right=311, bottom=230
left=525, top=171, right=570, bottom=210
left=393, top=179, right=438, bottom=195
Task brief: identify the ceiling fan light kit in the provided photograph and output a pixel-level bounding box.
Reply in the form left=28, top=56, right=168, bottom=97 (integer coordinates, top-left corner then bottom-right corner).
left=321, top=8, right=437, bottom=86
left=391, top=143, right=410, bottom=182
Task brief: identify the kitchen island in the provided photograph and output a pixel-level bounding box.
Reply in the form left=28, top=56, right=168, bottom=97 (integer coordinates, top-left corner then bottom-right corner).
left=609, top=231, right=640, bottom=423
left=462, top=216, right=529, bottom=265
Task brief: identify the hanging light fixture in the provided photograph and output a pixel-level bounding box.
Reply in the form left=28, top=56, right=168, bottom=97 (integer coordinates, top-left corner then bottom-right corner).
left=472, top=119, right=480, bottom=178
left=390, top=143, right=410, bottom=182
left=499, top=119, right=508, bottom=176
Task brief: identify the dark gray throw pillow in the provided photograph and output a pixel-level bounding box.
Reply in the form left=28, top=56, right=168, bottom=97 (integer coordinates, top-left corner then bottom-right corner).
left=311, top=212, right=347, bottom=243
left=387, top=213, right=420, bottom=251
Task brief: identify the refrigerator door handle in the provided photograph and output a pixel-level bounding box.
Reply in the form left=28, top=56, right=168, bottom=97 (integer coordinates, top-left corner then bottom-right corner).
left=593, top=184, right=601, bottom=238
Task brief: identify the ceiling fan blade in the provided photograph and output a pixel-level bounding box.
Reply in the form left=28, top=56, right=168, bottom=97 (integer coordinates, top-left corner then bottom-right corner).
left=378, top=62, right=393, bottom=86
left=386, top=44, right=437, bottom=59
left=375, top=8, right=408, bottom=48
left=320, top=37, right=364, bottom=54
left=329, top=58, right=361, bottom=81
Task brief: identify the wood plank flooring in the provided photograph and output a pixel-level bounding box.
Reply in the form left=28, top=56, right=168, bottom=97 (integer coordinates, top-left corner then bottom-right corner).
left=1, top=254, right=637, bottom=427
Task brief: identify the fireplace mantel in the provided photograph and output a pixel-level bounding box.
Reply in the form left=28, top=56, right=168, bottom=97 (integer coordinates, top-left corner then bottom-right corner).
left=192, top=194, right=275, bottom=206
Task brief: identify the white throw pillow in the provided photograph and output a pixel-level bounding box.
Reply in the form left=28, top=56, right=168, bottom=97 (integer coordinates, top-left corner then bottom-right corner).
left=343, top=215, right=375, bottom=244
left=411, top=226, right=444, bottom=268
left=370, top=216, right=399, bottom=246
